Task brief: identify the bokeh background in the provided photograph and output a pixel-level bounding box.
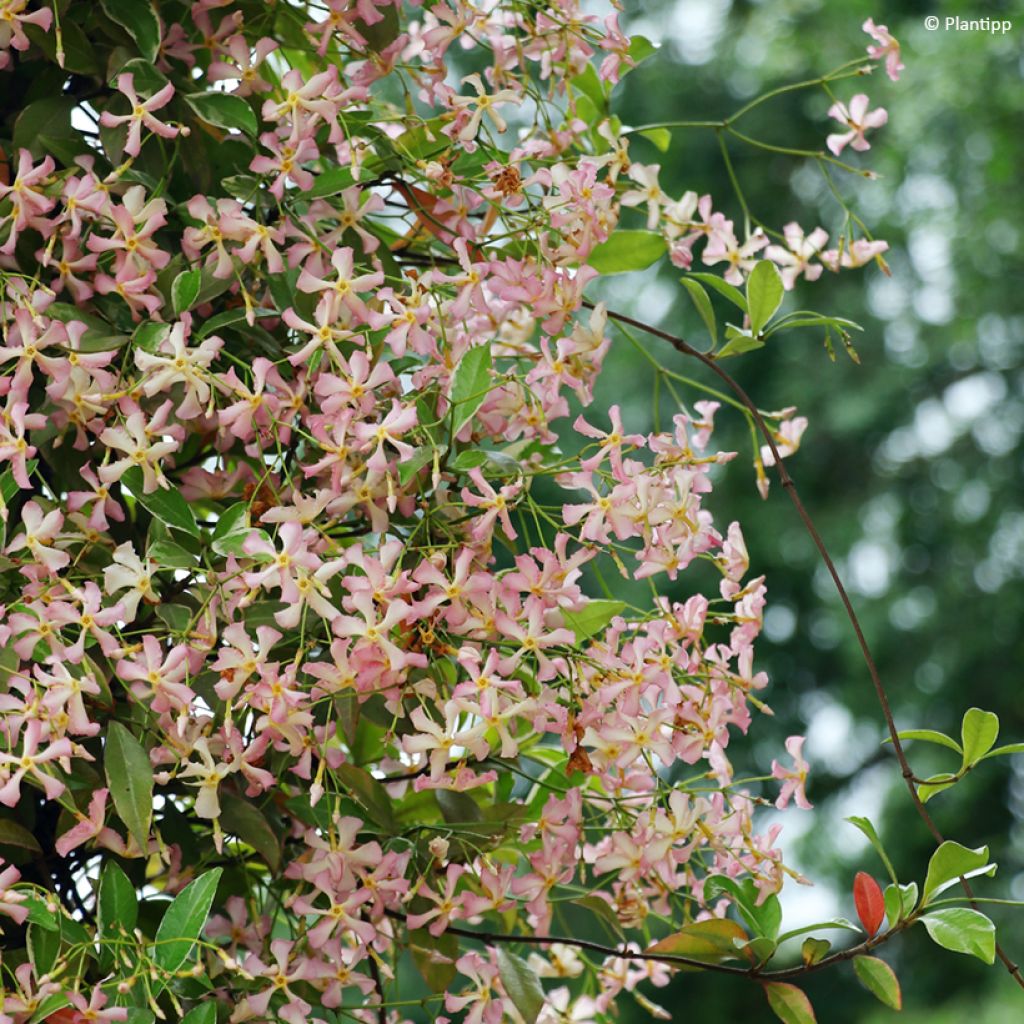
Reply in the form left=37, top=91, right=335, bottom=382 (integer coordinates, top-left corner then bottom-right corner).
left=590, top=0, right=1024, bottom=1018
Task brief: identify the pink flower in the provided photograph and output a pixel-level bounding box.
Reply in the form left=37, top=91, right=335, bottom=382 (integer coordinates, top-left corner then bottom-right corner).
left=765, top=222, right=829, bottom=290
left=826, top=94, right=888, bottom=156
left=99, top=73, right=184, bottom=157
left=772, top=735, right=812, bottom=810
left=863, top=18, right=904, bottom=82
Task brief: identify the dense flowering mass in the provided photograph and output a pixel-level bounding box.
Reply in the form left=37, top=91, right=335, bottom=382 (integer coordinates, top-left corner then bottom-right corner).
left=0, top=3, right=900, bottom=1023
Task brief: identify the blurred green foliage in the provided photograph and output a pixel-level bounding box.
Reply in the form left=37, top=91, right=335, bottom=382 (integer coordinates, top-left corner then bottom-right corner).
left=588, top=0, right=1024, bottom=1018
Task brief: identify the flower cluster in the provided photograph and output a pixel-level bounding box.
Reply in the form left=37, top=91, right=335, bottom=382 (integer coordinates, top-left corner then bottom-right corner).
left=0, top=3, right=898, bottom=1023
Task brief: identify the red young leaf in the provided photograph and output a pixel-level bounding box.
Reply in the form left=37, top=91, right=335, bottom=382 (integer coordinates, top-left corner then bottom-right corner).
left=853, top=871, right=885, bottom=937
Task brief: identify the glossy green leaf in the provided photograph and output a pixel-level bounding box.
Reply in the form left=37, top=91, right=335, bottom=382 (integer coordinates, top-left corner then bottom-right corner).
left=121, top=467, right=201, bottom=538
left=12, top=96, right=82, bottom=165
left=98, top=860, right=139, bottom=937
left=883, top=881, right=918, bottom=927
left=398, top=446, right=436, bottom=485
left=335, top=762, right=397, bottom=832
left=686, top=272, right=748, bottom=310
left=98, top=860, right=138, bottom=971
left=705, top=876, right=782, bottom=940
left=587, top=230, right=666, bottom=274
left=853, top=955, right=902, bottom=1009
left=496, top=947, right=545, bottom=1024
left=919, top=773, right=958, bottom=803
left=219, top=794, right=281, bottom=871
left=181, top=1004, right=218, bottom=1024
left=148, top=540, right=197, bottom=569
left=0, top=818, right=43, bottom=853
left=961, top=707, right=1000, bottom=766
left=153, top=868, right=223, bottom=977
left=105, top=721, right=153, bottom=852
left=172, top=268, right=202, bottom=316
left=893, top=728, right=963, bottom=754
left=101, top=0, right=161, bottom=62
left=562, top=600, right=625, bottom=643
left=449, top=341, right=493, bottom=437
left=681, top=277, right=717, bottom=345
left=135, top=322, right=170, bottom=354
left=185, top=92, right=258, bottom=137
left=716, top=325, right=764, bottom=358
left=639, top=126, right=671, bottom=152
left=919, top=908, right=996, bottom=964
left=28, top=922, right=60, bottom=975
left=844, top=816, right=899, bottom=885
left=746, top=260, right=784, bottom=336
left=923, top=841, right=995, bottom=904
left=983, top=742, right=1024, bottom=759
left=764, top=982, right=817, bottom=1024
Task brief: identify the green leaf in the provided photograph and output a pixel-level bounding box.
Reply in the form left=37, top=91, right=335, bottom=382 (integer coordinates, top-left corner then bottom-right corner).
left=148, top=540, right=197, bottom=569
left=0, top=818, right=43, bottom=853
left=135, top=322, right=170, bottom=354
left=801, top=937, right=831, bottom=966
left=764, top=982, right=817, bottom=1024
left=12, top=96, right=83, bottom=165
left=853, top=956, right=902, bottom=1009
left=919, top=908, right=996, bottom=964
left=686, top=272, right=748, bottom=311
left=449, top=342, right=493, bottom=437
left=919, top=773, right=958, bottom=803
left=99, top=860, right=139, bottom=937
left=211, top=501, right=256, bottom=556
left=27, top=992, right=71, bottom=1024
left=219, top=794, right=281, bottom=871
left=844, top=816, right=899, bottom=885
left=122, top=466, right=201, bottom=538
left=101, top=0, right=161, bottom=62
left=923, top=841, right=995, bottom=904
left=716, top=325, right=764, bottom=359
left=450, top=449, right=518, bottom=476
left=172, top=269, right=202, bottom=316
left=577, top=894, right=624, bottom=939
left=495, top=947, right=545, bottom=1024
left=705, top=876, right=782, bottom=940
left=26, top=19, right=99, bottom=75
left=892, top=728, right=963, bottom=754
left=746, top=260, right=785, bottom=336
left=185, top=92, right=258, bottom=137
left=105, top=721, right=153, bottom=852
left=181, top=1005, right=218, bottom=1024
left=587, top=230, right=666, bottom=274
left=28, top=922, right=60, bottom=976
left=647, top=919, right=749, bottom=968
left=627, top=35, right=658, bottom=67
left=194, top=307, right=276, bottom=339
left=883, top=881, right=918, bottom=927
left=307, top=165, right=359, bottom=198
left=109, top=57, right=170, bottom=95
left=398, top=446, right=437, bottom=486
left=681, top=277, right=717, bottom=345
left=153, top=868, right=223, bottom=978
left=961, top=708, right=1000, bottom=766
left=335, top=762, right=397, bottom=832
left=562, top=600, right=625, bottom=643
left=639, top=127, right=671, bottom=152
left=983, top=742, right=1024, bottom=759
left=98, top=860, right=138, bottom=971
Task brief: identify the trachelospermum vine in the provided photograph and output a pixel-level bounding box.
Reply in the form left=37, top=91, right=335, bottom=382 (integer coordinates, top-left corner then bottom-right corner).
left=0, top=4, right=1021, bottom=1023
